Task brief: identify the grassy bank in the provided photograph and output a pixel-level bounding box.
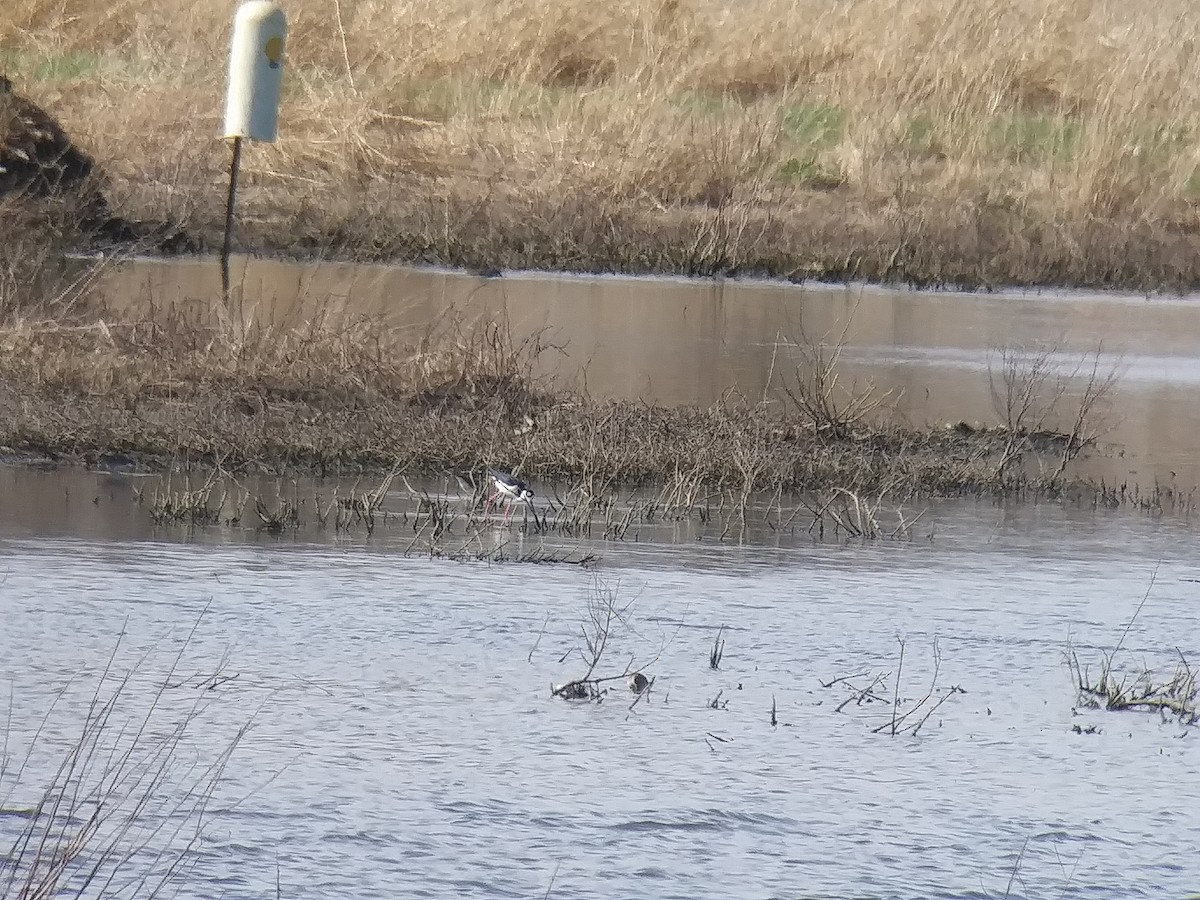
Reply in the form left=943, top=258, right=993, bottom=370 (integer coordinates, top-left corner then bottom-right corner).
left=4, top=0, right=1200, bottom=289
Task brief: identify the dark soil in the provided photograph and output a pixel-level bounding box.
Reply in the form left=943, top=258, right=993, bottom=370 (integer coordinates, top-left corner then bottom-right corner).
left=1, top=80, right=185, bottom=251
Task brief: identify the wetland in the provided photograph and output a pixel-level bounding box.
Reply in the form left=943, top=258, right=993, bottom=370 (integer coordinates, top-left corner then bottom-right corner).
left=5, top=1, right=1200, bottom=894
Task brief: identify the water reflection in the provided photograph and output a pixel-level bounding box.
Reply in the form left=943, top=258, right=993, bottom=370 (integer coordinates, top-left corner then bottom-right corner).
left=5, top=258, right=1197, bottom=898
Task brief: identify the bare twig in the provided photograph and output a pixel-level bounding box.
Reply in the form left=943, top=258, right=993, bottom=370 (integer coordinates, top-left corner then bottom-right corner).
left=890, top=637, right=905, bottom=736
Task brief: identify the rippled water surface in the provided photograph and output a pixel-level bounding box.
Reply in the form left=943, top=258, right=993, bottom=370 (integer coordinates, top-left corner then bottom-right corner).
left=2, top=470, right=1199, bottom=899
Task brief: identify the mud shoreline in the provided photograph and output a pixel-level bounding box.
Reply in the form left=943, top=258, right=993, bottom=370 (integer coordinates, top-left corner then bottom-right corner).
left=55, top=189, right=1200, bottom=295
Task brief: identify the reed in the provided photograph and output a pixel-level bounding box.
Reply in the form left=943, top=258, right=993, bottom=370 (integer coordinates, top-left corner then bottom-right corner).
left=145, top=469, right=243, bottom=525
left=709, top=627, right=725, bottom=670
left=1066, top=569, right=1199, bottom=726
left=0, top=633, right=248, bottom=899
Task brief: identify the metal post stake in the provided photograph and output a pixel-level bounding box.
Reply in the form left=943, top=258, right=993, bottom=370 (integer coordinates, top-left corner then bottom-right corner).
left=220, top=135, right=243, bottom=300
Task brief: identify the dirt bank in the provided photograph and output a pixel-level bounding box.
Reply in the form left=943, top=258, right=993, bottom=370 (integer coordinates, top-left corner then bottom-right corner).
left=5, top=0, right=1200, bottom=291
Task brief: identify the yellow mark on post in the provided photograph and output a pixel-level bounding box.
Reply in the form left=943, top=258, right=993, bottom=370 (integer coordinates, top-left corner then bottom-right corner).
left=264, top=35, right=284, bottom=69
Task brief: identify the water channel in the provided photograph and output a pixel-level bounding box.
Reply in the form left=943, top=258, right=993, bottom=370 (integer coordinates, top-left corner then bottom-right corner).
left=2, top=257, right=1199, bottom=898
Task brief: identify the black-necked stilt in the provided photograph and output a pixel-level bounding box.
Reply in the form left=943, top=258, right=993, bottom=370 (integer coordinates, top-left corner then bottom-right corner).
left=485, top=468, right=535, bottom=524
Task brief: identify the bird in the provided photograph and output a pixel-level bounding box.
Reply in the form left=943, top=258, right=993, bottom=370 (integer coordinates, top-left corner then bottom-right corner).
left=485, top=468, right=535, bottom=524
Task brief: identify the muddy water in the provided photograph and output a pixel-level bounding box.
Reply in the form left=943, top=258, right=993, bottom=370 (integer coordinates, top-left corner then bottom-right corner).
left=92, top=255, right=1200, bottom=490
left=3, top=466, right=1200, bottom=898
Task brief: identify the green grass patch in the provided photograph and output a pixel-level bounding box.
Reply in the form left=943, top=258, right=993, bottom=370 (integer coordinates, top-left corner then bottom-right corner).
left=670, top=90, right=740, bottom=116
left=1125, top=122, right=1194, bottom=167
left=0, top=49, right=113, bottom=82
left=989, top=114, right=1080, bottom=162
left=1184, top=167, right=1200, bottom=199
left=903, top=114, right=941, bottom=156
left=781, top=103, right=843, bottom=146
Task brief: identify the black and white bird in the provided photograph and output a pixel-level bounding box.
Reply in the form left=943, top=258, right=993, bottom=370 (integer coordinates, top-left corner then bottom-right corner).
left=485, top=468, right=535, bottom=524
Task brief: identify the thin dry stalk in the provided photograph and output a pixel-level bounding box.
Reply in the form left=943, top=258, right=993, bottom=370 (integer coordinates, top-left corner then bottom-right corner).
left=797, top=481, right=922, bottom=541
left=0, top=627, right=249, bottom=899
left=148, top=469, right=230, bottom=526
left=778, top=311, right=900, bottom=439
left=1047, top=345, right=1121, bottom=483
left=987, top=341, right=1120, bottom=484
left=709, top=627, right=726, bottom=670
left=824, top=638, right=963, bottom=735
left=254, top=497, right=299, bottom=533
left=989, top=343, right=1062, bottom=476
left=551, top=582, right=654, bottom=700
left=1067, top=567, right=1198, bottom=726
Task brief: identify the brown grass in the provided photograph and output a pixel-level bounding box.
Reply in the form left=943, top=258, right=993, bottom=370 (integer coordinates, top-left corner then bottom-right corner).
left=1067, top=570, right=1199, bottom=727
left=0, top=301, right=1052, bottom=499
left=3, top=0, right=1200, bottom=288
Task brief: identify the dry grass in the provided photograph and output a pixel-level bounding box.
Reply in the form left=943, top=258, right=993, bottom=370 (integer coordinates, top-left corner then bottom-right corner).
left=1066, top=569, right=1199, bottom=727
left=0, top=321, right=1067, bottom=499
left=1, top=632, right=248, bottom=898
left=1069, top=648, right=1198, bottom=725
left=3, top=0, right=1200, bottom=287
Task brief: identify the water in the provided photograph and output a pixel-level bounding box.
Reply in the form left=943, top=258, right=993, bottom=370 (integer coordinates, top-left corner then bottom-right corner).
left=5, top=259, right=1200, bottom=897
left=2, top=471, right=1199, bottom=899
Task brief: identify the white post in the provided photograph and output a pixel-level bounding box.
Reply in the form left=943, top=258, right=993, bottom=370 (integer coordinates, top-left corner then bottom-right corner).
left=221, top=1, right=287, bottom=297
left=224, top=1, right=287, bottom=142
